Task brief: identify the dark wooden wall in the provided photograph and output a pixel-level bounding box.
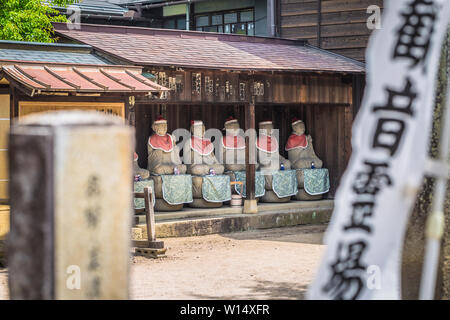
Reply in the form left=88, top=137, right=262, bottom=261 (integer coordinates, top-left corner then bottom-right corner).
left=283, top=103, right=353, bottom=196
left=134, top=67, right=357, bottom=197
left=135, top=103, right=244, bottom=167
left=142, top=68, right=353, bottom=105
left=280, top=0, right=384, bottom=61
left=135, top=102, right=352, bottom=197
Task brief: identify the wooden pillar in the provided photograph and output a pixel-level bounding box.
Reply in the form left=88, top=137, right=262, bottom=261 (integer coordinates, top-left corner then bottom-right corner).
left=125, top=95, right=136, bottom=127
left=10, top=87, right=18, bottom=125
left=317, top=0, right=322, bottom=48
left=344, top=85, right=353, bottom=165
left=244, top=96, right=257, bottom=214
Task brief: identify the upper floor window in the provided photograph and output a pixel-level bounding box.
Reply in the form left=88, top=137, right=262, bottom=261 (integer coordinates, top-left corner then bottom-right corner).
left=163, top=16, right=187, bottom=30
left=195, top=9, right=255, bottom=35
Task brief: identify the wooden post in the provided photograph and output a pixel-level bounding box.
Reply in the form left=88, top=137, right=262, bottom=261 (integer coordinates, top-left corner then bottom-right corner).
left=9, top=87, right=18, bottom=125
left=317, top=0, right=322, bottom=48
left=134, top=187, right=165, bottom=257
left=143, top=187, right=163, bottom=249
left=344, top=85, right=353, bottom=165
left=144, top=187, right=156, bottom=242
left=8, top=111, right=133, bottom=299
left=126, top=95, right=136, bottom=127
left=243, top=96, right=258, bottom=214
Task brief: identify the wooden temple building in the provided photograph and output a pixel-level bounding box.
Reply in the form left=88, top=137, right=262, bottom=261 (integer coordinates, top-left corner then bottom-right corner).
left=53, top=23, right=365, bottom=203
left=60, top=0, right=383, bottom=63
left=0, top=39, right=167, bottom=203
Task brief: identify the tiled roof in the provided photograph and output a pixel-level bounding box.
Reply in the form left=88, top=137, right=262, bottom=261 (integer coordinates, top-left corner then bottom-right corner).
left=0, top=48, right=109, bottom=65
left=51, top=0, right=129, bottom=15
left=0, top=40, right=110, bottom=65
left=0, top=62, right=168, bottom=95
left=54, top=23, right=365, bottom=74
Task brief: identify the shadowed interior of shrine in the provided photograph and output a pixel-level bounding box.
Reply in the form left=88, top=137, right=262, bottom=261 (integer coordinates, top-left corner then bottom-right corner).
left=135, top=102, right=353, bottom=198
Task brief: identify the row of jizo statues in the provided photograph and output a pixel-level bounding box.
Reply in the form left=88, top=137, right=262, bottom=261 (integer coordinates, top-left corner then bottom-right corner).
left=134, top=116, right=327, bottom=211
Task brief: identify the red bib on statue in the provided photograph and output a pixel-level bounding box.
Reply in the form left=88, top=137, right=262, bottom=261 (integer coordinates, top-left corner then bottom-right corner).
left=191, top=136, right=214, bottom=155
left=256, top=134, right=279, bottom=153
left=222, top=135, right=246, bottom=150
left=148, top=134, right=174, bottom=152
left=285, top=133, right=308, bottom=151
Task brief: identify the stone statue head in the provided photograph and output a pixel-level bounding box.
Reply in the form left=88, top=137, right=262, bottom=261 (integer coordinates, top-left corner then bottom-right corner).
left=191, top=120, right=205, bottom=137
left=224, top=116, right=240, bottom=136
left=152, top=115, right=168, bottom=136
left=291, top=118, right=305, bottom=135
left=259, top=120, right=274, bottom=136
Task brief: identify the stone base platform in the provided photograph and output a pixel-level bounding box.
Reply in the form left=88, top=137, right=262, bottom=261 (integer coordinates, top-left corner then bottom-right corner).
left=133, top=200, right=333, bottom=239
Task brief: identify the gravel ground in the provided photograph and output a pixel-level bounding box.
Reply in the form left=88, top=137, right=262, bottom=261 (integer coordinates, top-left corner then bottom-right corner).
left=0, top=224, right=326, bottom=300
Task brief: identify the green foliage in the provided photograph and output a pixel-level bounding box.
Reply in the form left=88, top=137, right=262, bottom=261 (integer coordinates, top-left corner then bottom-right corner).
left=0, top=0, right=76, bottom=43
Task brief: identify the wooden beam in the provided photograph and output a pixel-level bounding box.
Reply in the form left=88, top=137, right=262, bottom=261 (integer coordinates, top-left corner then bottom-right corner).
left=0, top=86, right=10, bottom=94
left=125, top=70, right=166, bottom=91
left=14, top=64, right=50, bottom=89
left=344, top=85, right=353, bottom=165
left=124, top=96, right=134, bottom=127
left=276, top=0, right=281, bottom=37
left=10, top=87, right=18, bottom=125
left=72, top=67, right=108, bottom=91
left=243, top=95, right=257, bottom=214
left=4, top=76, right=35, bottom=97
left=133, top=187, right=163, bottom=249
left=318, top=0, right=322, bottom=48
left=144, top=187, right=156, bottom=243
left=100, top=68, right=135, bottom=90
left=44, top=66, right=80, bottom=90
left=17, top=94, right=127, bottom=103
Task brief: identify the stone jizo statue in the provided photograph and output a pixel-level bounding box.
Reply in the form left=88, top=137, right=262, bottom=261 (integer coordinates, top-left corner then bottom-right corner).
left=285, top=118, right=323, bottom=169
left=257, top=120, right=292, bottom=203
left=286, top=118, right=326, bottom=201
left=257, top=120, right=291, bottom=171
left=221, top=116, right=246, bottom=172
left=185, top=120, right=224, bottom=176
left=147, top=115, right=186, bottom=175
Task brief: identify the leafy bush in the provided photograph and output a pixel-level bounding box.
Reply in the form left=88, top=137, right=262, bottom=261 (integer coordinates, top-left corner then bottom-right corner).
left=0, top=0, right=75, bottom=42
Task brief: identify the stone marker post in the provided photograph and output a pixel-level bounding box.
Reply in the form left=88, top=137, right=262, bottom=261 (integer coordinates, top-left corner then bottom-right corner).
left=8, top=111, right=134, bottom=300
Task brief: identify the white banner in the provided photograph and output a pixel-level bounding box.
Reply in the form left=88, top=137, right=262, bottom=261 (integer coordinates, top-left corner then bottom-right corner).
left=308, top=0, right=450, bottom=300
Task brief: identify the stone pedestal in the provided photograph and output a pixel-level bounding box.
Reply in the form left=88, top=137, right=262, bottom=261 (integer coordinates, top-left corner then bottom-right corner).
left=8, top=111, right=132, bottom=300
left=243, top=199, right=258, bottom=214
left=189, top=198, right=223, bottom=209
